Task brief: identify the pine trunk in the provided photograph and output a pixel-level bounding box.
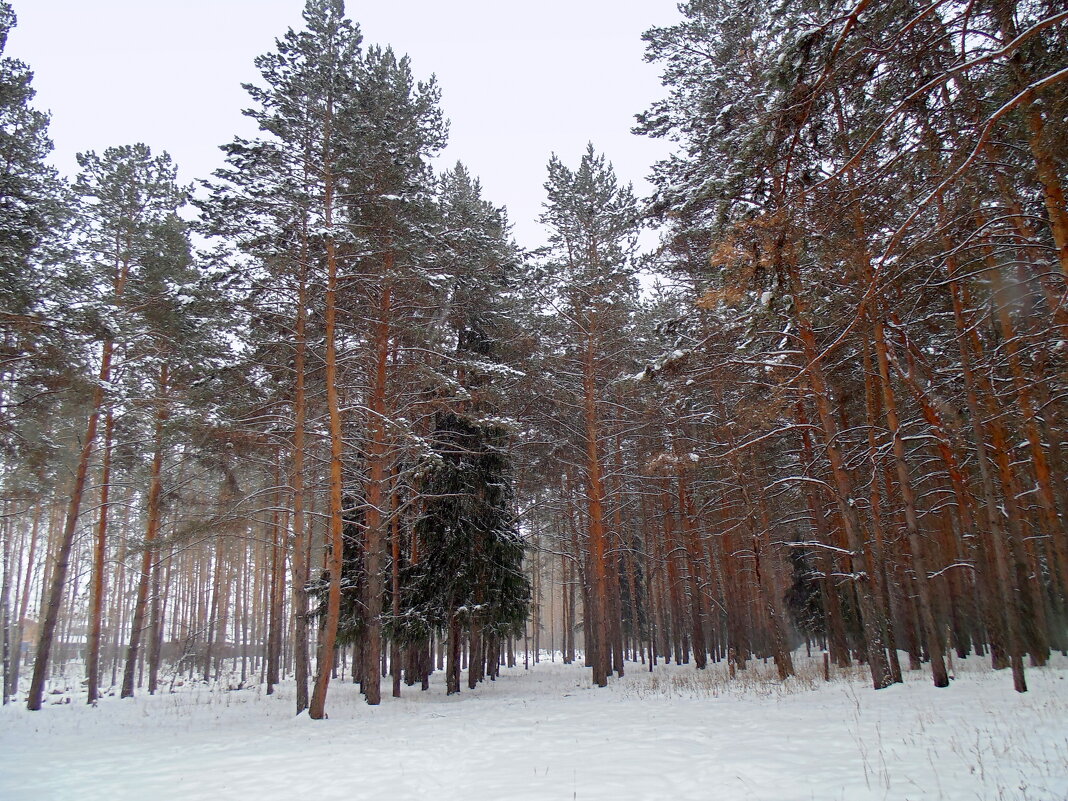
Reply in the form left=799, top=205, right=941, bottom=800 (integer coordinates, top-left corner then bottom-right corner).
left=784, top=254, right=892, bottom=689
left=290, top=268, right=311, bottom=713
left=871, top=315, right=949, bottom=688
left=309, top=99, right=344, bottom=719
left=582, top=329, right=610, bottom=687
left=121, top=363, right=168, bottom=699
left=362, top=270, right=393, bottom=706
left=26, top=341, right=114, bottom=710
left=85, top=412, right=114, bottom=704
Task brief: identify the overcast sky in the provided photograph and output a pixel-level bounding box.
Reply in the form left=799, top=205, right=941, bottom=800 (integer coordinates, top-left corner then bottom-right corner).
left=7, top=0, right=679, bottom=249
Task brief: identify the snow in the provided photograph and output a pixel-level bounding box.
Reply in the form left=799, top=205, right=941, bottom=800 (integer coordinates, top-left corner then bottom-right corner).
left=1, top=655, right=1066, bottom=801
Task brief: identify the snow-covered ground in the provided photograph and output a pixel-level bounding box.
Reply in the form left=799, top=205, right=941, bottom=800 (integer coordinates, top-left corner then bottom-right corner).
left=2, top=653, right=1066, bottom=801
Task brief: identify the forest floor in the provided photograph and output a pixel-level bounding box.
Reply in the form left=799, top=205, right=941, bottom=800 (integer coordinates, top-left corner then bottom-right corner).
left=1, top=652, right=1066, bottom=801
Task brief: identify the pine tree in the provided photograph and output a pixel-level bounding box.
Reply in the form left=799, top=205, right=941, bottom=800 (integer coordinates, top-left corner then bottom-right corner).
left=0, top=0, right=72, bottom=459
left=338, top=41, right=445, bottom=706
left=118, top=212, right=231, bottom=699
left=205, top=0, right=447, bottom=713
left=204, top=0, right=364, bottom=717
left=539, top=145, right=640, bottom=686
left=634, top=0, right=1068, bottom=691
left=0, top=3, right=73, bottom=704
left=26, top=144, right=187, bottom=710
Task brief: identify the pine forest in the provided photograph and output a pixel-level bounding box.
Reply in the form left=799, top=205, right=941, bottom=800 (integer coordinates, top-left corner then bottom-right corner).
left=1, top=1, right=1067, bottom=799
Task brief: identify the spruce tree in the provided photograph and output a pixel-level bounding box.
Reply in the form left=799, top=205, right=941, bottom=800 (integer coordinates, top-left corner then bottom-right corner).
left=399, top=163, right=529, bottom=694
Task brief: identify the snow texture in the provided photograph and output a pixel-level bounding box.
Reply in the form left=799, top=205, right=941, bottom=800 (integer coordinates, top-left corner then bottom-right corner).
left=1, top=655, right=1066, bottom=800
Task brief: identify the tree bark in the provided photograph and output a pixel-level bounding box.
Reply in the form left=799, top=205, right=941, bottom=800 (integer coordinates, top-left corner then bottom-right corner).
left=121, top=362, right=168, bottom=699
left=362, top=269, right=393, bottom=706
left=290, top=265, right=311, bottom=713
left=582, top=326, right=610, bottom=687
left=309, top=97, right=344, bottom=720
left=871, top=313, right=949, bottom=687
left=85, top=412, right=114, bottom=704
left=26, top=343, right=114, bottom=710
left=783, top=248, right=892, bottom=689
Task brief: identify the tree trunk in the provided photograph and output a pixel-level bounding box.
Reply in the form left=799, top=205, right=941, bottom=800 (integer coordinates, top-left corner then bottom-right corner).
left=860, top=341, right=904, bottom=684
left=146, top=542, right=165, bottom=694
left=26, top=343, right=113, bottom=710
left=447, top=612, right=461, bottom=695
left=309, top=99, right=344, bottom=719
left=1, top=515, right=11, bottom=705
left=794, top=400, right=851, bottom=667
left=582, top=327, right=610, bottom=686
left=675, top=466, right=707, bottom=670
left=9, top=502, right=42, bottom=698
left=121, top=362, right=168, bottom=699
left=362, top=270, right=393, bottom=707
left=86, top=412, right=115, bottom=704
left=784, top=251, right=892, bottom=689
left=290, top=266, right=311, bottom=714
left=391, top=478, right=402, bottom=699
left=947, top=280, right=1027, bottom=691
left=266, top=454, right=284, bottom=695
left=870, top=314, right=949, bottom=687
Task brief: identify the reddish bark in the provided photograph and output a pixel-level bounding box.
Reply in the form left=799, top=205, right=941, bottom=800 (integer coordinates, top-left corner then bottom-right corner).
left=121, top=362, right=168, bottom=699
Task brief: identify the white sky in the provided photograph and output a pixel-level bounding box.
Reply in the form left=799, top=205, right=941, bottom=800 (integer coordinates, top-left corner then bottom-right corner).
left=7, top=0, right=679, bottom=249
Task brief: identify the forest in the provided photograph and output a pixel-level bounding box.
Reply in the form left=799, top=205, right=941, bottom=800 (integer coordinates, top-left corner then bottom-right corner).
left=1, top=0, right=1067, bottom=740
